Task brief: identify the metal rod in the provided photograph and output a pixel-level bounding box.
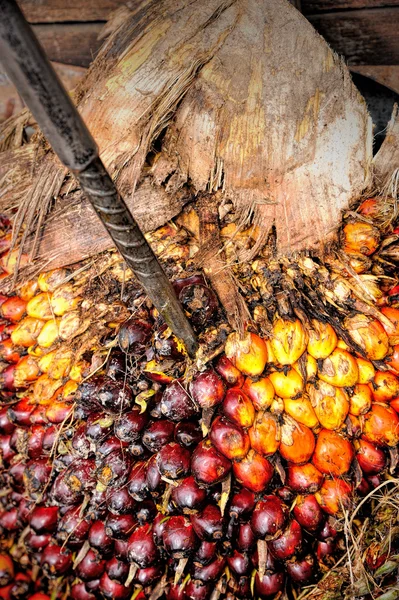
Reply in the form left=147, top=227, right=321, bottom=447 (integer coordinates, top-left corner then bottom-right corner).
left=0, top=0, right=198, bottom=357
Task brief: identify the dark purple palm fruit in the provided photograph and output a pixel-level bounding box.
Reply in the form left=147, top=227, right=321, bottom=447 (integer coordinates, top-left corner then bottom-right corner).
left=41, top=544, right=72, bottom=577
left=26, top=425, right=46, bottom=459
left=160, top=381, right=198, bottom=422
left=23, top=458, right=52, bottom=501
left=106, top=350, right=126, bottom=380
left=189, top=370, right=225, bottom=410
left=71, top=582, right=96, bottom=600
left=250, top=496, right=288, bottom=540
left=25, top=532, right=52, bottom=552
left=87, top=485, right=107, bottom=520
left=114, top=407, right=148, bottom=443
left=145, top=454, right=164, bottom=497
left=174, top=421, right=203, bottom=449
left=316, top=539, right=335, bottom=564
left=29, top=506, right=58, bottom=534
left=255, top=571, right=285, bottom=598
left=106, top=557, right=129, bottom=583
left=72, top=425, right=92, bottom=458
left=9, top=463, right=25, bottom=491
left=129, top=440, right=147, bottom=458
left=153, top=513, right=168, bottom=545
left=184, top=580, right=211, bottom=600
left=178, top=280, right=218, bottom=329
left=51, top=458, right=96, bottom=505
left=192, top=556, right=226, bottom=583
left=96, top=435, right=127, bottom=459
left=162, top=515, right=197, bottom=559
left=286, top=554, right=316, bottom=583
left=85, top=579, right=101, bottom=593
left=18, top=497, right=33, bottom=524
left=0, top=508, right=19, bottom=532
left=229, top=488, right=256, bottom=522
left=171, top=476, right=207, bottom=513
left=0, top=406, right=15, bottom=434
left=118, top=316, right=152, bottom=355
left=86, top=412, right=114, bottom=442
left=57, top=505, right=91, bottom=548
left=142, top=420, right=175, bottom=453
left=0, top=434, right=16, bottom=464
left=97, top=449, right=133, bottom=488
left=268, top=519, right=303, bottom=560
left=106, top=486, right=135, bottom=515
left=127, top=524, right=159, bottom=568
left=96, top=378, right=134, bottom=415
left=191, top=505, right=224, bottom=542
left=293, top=494, right=324, bottom=533
left=75, top=377, right=102, bottom=413
left=135, top=564, right=162, bottom=587
left=99, top=571, right=133, bottom=599
left=127, top=461, right=148, bottom=501
left=88, top=521, right=114, bottom=557
left=226, top=550, right=250, bottom=577
left=136, top=499, right=157, bottom=525
left=193, top=540, right=218, bottom=566
left=76, top=548, right=106, bottom=582
left=319, top=519, right=337, bottom=541
left=157, top=442, right=191, bottom=480
left=154, top=324, right=186, bottom=361
left=191, top=439, right=231, bottom=486
left=105, top=513, right=137, bottom=540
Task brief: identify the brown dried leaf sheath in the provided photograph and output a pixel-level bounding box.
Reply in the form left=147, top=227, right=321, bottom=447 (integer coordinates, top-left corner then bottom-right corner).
left=0, top=0, right=372, bottom=272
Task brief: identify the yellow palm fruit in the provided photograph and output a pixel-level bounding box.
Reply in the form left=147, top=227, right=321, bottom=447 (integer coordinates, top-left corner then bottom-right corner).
left=265, top=340, right=277, bottom=364
left=293, top=354, right=317, bottom=381
left=37, top=318, right=60, bottom=348
left=26, top=293, right=53, bottom=320
left=349, top=384, right=372, bottom=416
left=69, top=364, right=86, bottom=382
left=225, top=332, right=268, bottom=376
left=269, top=368, right=303, bottom=399
left=344, top=314, right=389, bottom=361
left=308, top=381, right=349, bottom=430
left=50, top=284, right=81, bottom=316
left=14, top=355, right=40, bottom=387
left=38, top=268, right=68, bottom=292
left=62, top=380, right=78, bottom=398
left=356, top=357, right=375, bottom=384
left=307, top=320, right=337, bottom=359
left=11, top=317, right=45, bottom=347
left=318, top=348, right=359, bottom=387
left=58, top=311, right=84, bottom=341
left=38, top=349, right=72, bottom=379
left=283, top=396, right=319, bottom=428
left=34, top=374, right=63, bottom=403
left=271, top=318, right=308, bottom=365
left=336, top=339, right=350, bottom=350
left=19, top=280, right=39, bottom=302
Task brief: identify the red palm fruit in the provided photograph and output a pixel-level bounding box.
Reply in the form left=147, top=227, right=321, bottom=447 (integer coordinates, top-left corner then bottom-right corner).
left=0, top=364, right=17, bottom=391
left=106, top=557, right=129, bottom=583
left=279, top=418, right=315, bottom=464
left=10, top=573, right=33, bottom=600
left=357, top=477, right=371, bottom=495
left=269, top=519, right=302, bottom=560
left=368, top=474, right=383, bottom=488
left=157, top=442, right=191, bottom=479
left=97, top=449, right=133, bottom=488
left=97, top=435, right=127, bottom=458
left=160, top=381, right=198, bottom=421
left=88, top=521, right=114, bottom=556
left=105, top=514, right=136, bottom=540
left=191, top=505, right=223, bottom=541
left=0, top=555, right=14, bottom=587
left=51, top=459, right=96, bottom=505
left=152, top=513, right=168, bottom=545
left=118, top=317, right=152, bottom=355
left=362, top=404, right=399, bottom=446
left=233, top=450, right=273, bottom=493
left=190, top=370, right=225, bottom=409
left=277, top=486, right=295, bottom=503
left=142, top=419, right=175, bottom=452
left=194, top=540, right=217, bottom=565
left=24, top=458, right=52, bottom=500
left=8, top=397, right=35, bottom=427
left=315, top=478, right=352, bottom=516
left=42, top=425, right=58, bottom=454
left=372, top=371, right=399, bottom=402
left=9, top=464, right=25, bottom=492
left=0, top=434, right=15, bottom=463
left=57, top=506, right=90, bottom=547
left=184, top=580, right=211, bottom=600
left=76, top=549, right=106, bottom=581
left=46, top=400, right=74, bottom=425
left=106, top=486, right=135, bottom=515
left=242, top=377, right=274, bottom=411
left=27, top=425, right=46, bottom=459
left=251, top=496, right=287, bottom=540
left=0, top=408, right=14, bottom=434
left=215, top=355, right=244, bottom=388
left=229, top=488, right=256, bottom=519
left=29, top=506, right=58, bottom=534
left=71, top=583, right=96, bottom=600
left=286, top=463, right=324, bottom=493
left=99, top=572, right=133, bottom=599
left=135, top=499, right=157, bottom=525
left=191, top=439, right=231, bottom=486
left=167, top=583, right=185, bottom=600
left=85, top=580, right=101, bottom=593
left=286, top=554, right=315, bottom=583
left=222, top=388, right=255, bottom=428
left=316, top=539, right=335, bottom=563
left=114, top=539, right=129, bottom=561
left=358, top=197, right=378, bottom=216
left=248, top=411, right=280, bottom=456
left=135, top=564, right=162, bottom=586
left=127, top=461, right=148, bottom=501
left=145, top=454, right=164, bottom=496
left=227, top=550, right=250, bottom=576
left=225, top=332, right=268, bottom=376
left=0, top=297, right=26, bottom=322
left=162, top=515, right=197, bottom=558
left=27, top=596, right=51, bottom=600
left=313, top=430, right=354, bottom=476
left=96, top=378, right=133, bottom=415
left=113, top=408, right=148, bottom=442
left=26, top=531, right=52, bottom=551
left=172, top=476, right=207, bottom=512
left=319, top=520, right=338, bottom=540
left=293, top=495, right=324, bottom=532
left=255, top=571, right=285, bottom=598
left=356, top=438, right=386, bottom=474
left=0, top=338, right=20, bottom=363
left=41, top=544, right=72, bottom=577
left=175, top=421, right=203, bottom=449
left=210, top=416, right=250, bottom=460
left=127, top=524, right=158, bottom=567
left=193, top=556, right=226, bottom=582
left=237, top=523, right=256, bottom=552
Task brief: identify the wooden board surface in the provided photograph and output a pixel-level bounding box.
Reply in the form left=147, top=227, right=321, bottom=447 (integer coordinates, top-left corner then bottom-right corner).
left=303, top=0, right=399, bottom=12
left=19, top=0, right=123, bottom=22
left=351, top=65, right=399, bottom=93
left=32, top=23, right=103, bottom=67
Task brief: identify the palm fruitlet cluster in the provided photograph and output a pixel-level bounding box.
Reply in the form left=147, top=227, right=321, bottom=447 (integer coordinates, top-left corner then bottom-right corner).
left=1, top=198, right=399, bottom=599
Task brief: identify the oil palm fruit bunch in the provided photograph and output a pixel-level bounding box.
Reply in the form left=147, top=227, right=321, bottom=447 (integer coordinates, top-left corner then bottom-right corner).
left=1, top=196, right=399, bottom=599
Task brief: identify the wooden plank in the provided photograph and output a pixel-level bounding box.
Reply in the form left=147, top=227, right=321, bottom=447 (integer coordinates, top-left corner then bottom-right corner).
left=308, top=8, right=399, bottom=64
left=302, top=1, right=399, bottom=13
left=18, top=0, right=124, bottom=23
left=32, top=23, right=103, bottom=67
left=350, top=65, right=399, bottom=94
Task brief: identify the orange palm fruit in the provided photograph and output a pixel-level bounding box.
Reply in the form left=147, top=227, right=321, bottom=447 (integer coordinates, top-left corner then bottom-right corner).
left=358, top=197, right=378, bottom=217
left=312, top=429, right=354, bottom=476
left=308, top=382, right=349, bottom=430
left=279, top=417, right=315, bottom=465
left=390, top=397, right=399, bottom=413
left=345, top=251, right=372, bottom=275
left=270, top=319, right=308, bottom=365
left=62, top=380, right=79, bottom=399
left=34, top=374, right=64, bottom=403
left=37, top=319, right=60, bottom=348
left=242, top=377, right=275, bottom=411
left=269, top=368, right=303, bottom=399
left=307, top=320, right=337, bottom=360
left=286, top=463, right=324, bottom=493
left=0, top=296, right=27, bottom=322
left=356, top=438, right=386, bottom=475
left=349, top=384, right=372, bottom=416
left=13, top=355, right=40, bottom=387
left=19, top=279, right=39, bottom=301
left=318, top=348, right=358, bottom=387
left=215, top=356, right=244, bottom=388
left=26, top=293, right=54, bottom=320
left=356, top=357, right=375, bottom=383
left=38, top=349, right=72, bottom=380
left=283, top=396, right=319, bottom=428
left=343, top=221, right=380, bottom=255
left=372, top=371, right=399, bottom=402
left=233, top=450, right=273, bottom=493
left=225, top=332, right=268, bottom=376
left=46, top=400, right=74, bottom=424
left=293, top=354, right=317, bottom=382
left=11, top=317, right=45, bottom=347
left=380, top=306, right=399, bottom=345
left=344, top=315, right=389, bottom=361
left=248, top=411, right=280, bottom=456
left=0, top=338, right=20, bottom=363
left=347, top=413, right=362, bottom=438
left=315, top=479, right=352, bottom=516
left=361, top=404, right=399, bottom=447
left=386, top=345, right=399, bottom=374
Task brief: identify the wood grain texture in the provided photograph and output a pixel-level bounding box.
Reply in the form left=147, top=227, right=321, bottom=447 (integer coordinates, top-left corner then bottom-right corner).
left=18, top=0, right=124, bottom=22
left=308, top=8, right=399, bottom=64
left=351, top=65, right=399, bottom=93
left=302, top=0, right=399, bottom=13
left=32, top=23, right=103, bottom=67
